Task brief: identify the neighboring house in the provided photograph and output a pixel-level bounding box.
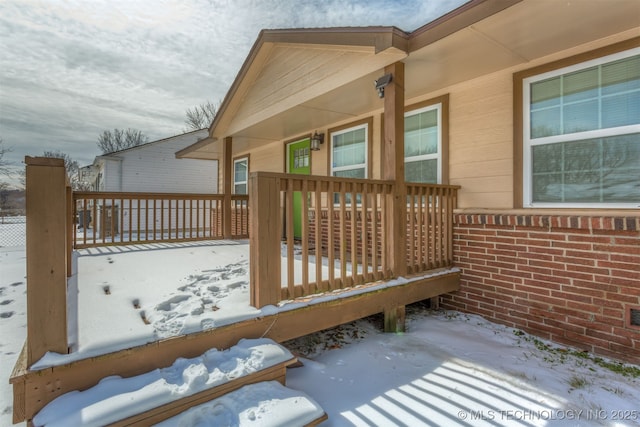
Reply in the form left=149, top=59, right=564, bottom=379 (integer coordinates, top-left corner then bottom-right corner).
left=81, top=129, right=217, bottom=193
left=178, top=0, right=640, bottom=363
left=78, top=129, right=218, bottom=238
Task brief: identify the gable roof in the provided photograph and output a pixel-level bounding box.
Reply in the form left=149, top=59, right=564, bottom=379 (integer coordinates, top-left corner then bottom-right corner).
left=177, top=0, right=639, bottom=160
left=100, top=128, right=208, bottom=158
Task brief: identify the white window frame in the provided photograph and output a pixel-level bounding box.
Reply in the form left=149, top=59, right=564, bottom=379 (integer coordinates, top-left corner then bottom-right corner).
left=404, top=103, right=442, bottom=184
left=330, top=123, right=368, bottom=179
left=233, top=157, right=248, bottom=195
left=522, top=47, right=640, bottom=208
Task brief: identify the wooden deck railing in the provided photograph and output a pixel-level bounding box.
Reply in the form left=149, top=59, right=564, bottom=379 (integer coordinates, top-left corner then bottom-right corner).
left=406, top=183, right=457, bottom=274
left=249, top=172, right=459, bottom=308
left=72, top=192, right=249, bottom=248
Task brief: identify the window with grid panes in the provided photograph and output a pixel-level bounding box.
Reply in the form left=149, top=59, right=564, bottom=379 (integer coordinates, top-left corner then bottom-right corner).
left=331, top=124, right=367, bottom=203
left=233, top=157, right=248, bottom=194
left=405, top=104, right=441, bottom=183
left=523, top=48, right=640, bottom=207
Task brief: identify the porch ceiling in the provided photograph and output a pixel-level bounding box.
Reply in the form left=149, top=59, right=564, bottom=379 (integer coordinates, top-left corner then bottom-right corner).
left=177, top=0, right=639, bottom=160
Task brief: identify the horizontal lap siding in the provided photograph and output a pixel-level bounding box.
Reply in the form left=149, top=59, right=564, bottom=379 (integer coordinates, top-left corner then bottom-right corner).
left=118, top=131, right=217, bottom=194
left=442, top=213, right=640, bottom=364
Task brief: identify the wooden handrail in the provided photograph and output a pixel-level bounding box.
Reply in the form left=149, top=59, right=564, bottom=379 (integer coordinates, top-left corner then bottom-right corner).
left=72, top=192, right=248, bottom=249
left=249, top=172, right=460, bottom=308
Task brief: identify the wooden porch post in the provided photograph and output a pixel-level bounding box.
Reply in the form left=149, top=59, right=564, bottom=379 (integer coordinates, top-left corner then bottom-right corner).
left=25, top=156, right=70, bottom=366
left=382, top=61, right=407, bottom=332
left=223, top=137, right=232, bottom=239
left=249, top=172, right=281, bottom=308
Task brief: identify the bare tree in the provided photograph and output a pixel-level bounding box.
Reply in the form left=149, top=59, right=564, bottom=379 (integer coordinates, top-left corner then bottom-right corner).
left=184, top=101, right=219, bottom=131
left=0, top=138, right=12, bottom=177
left=42, top=150, right=82, bottom=190
left=18, top=167, right=25, bottom=189
left=97, top=128, right=149, bottom=154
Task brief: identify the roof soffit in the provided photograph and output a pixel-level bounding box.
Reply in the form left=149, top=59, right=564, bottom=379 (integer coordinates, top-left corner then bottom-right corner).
left=405, top=0, right=640, bottom=97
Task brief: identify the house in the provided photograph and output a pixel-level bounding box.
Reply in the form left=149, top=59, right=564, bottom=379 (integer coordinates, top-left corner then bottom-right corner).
left=177, top=0, right=640, bottom=364
left=80, top=128, right=217, bottom=193
left=76, top=129, right=219, bottom=239
left=11, top=0, right=639, bottom=424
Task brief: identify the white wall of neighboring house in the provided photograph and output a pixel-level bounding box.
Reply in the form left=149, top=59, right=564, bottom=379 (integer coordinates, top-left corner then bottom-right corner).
left=78, top=129, right=218, bottom=240
left=96, top=129, right=217, bottom=193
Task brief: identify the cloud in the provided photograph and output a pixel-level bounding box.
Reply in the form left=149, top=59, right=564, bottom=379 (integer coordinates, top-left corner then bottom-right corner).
left=0, top=0, right=467, bottom=185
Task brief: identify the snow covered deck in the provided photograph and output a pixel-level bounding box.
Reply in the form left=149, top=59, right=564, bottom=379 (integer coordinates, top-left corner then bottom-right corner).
left=11, top=240, right=459, bottom=422
left=59, top=240, right=346, bottom=364
left=34, top=240, right=458, bottom=368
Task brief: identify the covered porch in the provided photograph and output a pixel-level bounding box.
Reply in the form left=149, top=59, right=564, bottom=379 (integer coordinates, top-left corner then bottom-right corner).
left=11, top=156, right=460, bottom=423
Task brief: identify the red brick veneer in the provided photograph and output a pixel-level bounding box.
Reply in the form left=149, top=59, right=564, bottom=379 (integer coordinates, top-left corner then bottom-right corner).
left=441, top=213, right=640, bottom=364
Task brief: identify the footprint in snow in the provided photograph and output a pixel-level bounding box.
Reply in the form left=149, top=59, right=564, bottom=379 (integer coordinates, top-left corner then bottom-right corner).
left=152, top=312, right=188, bottom=338
left=10, top=282, right=23, bottom=287
left=0, top=300, right=13, bottom=306
left=227, top=281, right=246, bottom=290
left=201, top=319, right=215, bottom=330
left=155, top=295, right=190, bottom=311
left=1, top=311, right=14, bottom=319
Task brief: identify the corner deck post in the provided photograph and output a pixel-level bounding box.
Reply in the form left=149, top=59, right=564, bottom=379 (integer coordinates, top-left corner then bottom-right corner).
left=249, top=172, right=282, bottom=308
left=383, top=61, right=407, bottom=332
left=25, top=156, right=70, bottom=365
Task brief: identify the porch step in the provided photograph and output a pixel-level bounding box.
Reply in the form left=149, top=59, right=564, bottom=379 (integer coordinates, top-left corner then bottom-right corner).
left=31, top=338, right=325, bottom=427
left=154, top=381, right=327, bottom=427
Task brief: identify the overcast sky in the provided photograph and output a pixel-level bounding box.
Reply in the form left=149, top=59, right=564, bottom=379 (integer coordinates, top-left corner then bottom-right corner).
left=0, top=0, right=467, bottom=186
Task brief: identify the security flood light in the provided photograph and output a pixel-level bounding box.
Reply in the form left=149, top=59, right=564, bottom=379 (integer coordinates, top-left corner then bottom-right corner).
left=375, top=73, right=392, bottom=98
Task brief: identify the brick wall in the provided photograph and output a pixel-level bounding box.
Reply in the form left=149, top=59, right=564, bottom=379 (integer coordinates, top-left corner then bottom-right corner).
left=307, top=210, right=452, bottom=270
left=441, top=213, right=640, bottom=364
left=308, top=210, right=383, bottom=261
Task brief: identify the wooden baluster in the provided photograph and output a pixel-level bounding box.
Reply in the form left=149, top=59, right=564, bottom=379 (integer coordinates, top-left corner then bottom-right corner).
left=327, top=180, right=335, bottom=290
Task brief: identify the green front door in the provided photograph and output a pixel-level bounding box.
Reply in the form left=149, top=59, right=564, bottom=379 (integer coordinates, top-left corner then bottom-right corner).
left=288, top=139, right=311, bottom=238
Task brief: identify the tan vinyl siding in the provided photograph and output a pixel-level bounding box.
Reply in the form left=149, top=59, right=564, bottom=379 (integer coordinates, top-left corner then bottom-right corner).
left=448, top=72, right=514, bottom=209
left=241, top=143, right=284, bottom=173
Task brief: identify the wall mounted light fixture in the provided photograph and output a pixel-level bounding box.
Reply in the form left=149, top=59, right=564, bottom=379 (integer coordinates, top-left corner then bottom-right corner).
left=375, top=73, right=392, bottom=98
left=310, top=131, right=324, bottom=151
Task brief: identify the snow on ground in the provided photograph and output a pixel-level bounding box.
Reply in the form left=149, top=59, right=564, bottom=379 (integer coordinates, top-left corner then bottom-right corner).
left=1, top=242, right=639, bottom=427
left=286, top=308, right=640, bottom=426
left=0, top=246, right=27, bottom=427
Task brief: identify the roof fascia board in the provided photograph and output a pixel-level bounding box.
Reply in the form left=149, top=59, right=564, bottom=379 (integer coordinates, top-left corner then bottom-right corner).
left=261, top=27, right=409, bottom=54
left=408, top=0, right=524, bottom=52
